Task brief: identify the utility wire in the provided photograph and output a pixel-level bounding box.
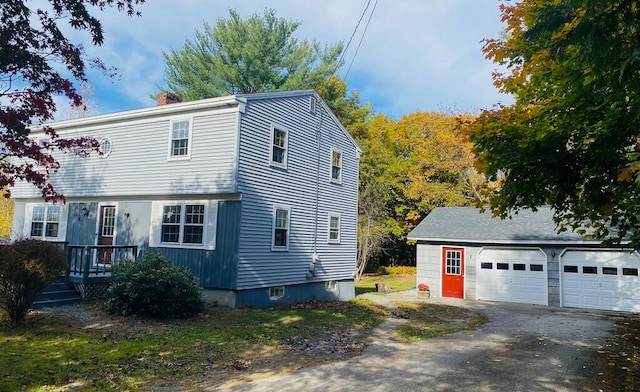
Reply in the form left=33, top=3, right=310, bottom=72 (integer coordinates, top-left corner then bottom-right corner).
left=344, top=0, right=378, bottom=80
left=335, top=0, right=372, bottom=75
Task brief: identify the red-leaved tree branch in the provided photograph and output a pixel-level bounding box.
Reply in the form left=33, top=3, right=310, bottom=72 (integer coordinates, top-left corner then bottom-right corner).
left=0, top=0, right=146, bottom=202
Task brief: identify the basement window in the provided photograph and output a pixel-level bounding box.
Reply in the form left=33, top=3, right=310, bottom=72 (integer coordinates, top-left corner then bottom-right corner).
left=269, top=286, right=285, bottom=300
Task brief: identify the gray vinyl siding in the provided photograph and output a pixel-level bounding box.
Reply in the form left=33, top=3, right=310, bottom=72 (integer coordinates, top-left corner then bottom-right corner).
left=11, top=110, right=239, bottom=198
left=235, top=94, right=358, bottom=289
left=416, top=244, right=441, bottom=297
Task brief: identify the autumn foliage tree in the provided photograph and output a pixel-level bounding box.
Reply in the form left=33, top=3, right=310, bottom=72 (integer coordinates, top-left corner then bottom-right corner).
left=0, top=0, right=146, bottom=201
left=472, top=1, right=640, bottom=248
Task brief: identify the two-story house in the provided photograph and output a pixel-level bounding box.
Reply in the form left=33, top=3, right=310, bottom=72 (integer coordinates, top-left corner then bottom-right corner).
left=11, top=90, right=361, bottom=308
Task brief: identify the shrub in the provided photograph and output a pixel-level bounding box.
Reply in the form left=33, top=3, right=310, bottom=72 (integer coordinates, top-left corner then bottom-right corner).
left=0, top=239, right=68, bottom=324
left=377, top=266, right=417, bottom=275
left=105, top=253, right=204, bottom=319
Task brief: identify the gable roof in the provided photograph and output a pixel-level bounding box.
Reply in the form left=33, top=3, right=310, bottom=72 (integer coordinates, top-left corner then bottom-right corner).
left=407, top=207, right=602, bottom=245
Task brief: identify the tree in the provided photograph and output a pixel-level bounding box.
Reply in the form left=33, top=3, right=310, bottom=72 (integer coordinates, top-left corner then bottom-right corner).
left=0, top=0, right=146, bottom=201
left=161, top=8, right=343, bottom=100
left=358, top=111, right=483, bottom=267
left=472, top=1, right=640, bottom=247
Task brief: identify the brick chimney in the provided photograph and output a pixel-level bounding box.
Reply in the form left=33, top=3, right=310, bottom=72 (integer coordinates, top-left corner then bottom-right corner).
left=157, top=91, right=182, bottom=106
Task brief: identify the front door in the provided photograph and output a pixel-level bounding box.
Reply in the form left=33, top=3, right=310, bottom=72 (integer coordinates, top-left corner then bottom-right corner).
left=442, top=247, right=464, bottom=298
left=98, top=205, right=116, bottom=264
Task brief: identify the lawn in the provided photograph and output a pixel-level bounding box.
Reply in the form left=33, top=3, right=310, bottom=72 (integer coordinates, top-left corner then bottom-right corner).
left=0, top=300, right=388, bottom=391
left=355, top=273, right=416, bottom=295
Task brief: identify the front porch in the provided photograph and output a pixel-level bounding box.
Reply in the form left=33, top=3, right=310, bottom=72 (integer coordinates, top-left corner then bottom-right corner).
left=65, top=244, right=139, bottom=284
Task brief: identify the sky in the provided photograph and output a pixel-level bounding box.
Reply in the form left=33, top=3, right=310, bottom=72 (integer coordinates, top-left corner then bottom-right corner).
left=61, top=0, right=512, bottom=120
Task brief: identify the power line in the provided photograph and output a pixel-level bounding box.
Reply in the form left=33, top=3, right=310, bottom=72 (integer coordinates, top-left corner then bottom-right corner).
left=335, top=0, right=372, bottom=75
left=344, top=0, right=378, bottom=80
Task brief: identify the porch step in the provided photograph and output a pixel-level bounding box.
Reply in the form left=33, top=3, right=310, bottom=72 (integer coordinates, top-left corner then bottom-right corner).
left=32, top=280, right=82, bottom=309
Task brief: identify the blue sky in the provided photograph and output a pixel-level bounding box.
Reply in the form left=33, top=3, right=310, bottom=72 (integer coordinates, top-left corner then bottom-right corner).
left=61, top=0, right=512, bottom=120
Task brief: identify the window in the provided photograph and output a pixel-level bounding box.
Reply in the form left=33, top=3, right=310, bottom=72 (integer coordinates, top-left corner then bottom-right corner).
left=101, top=206, right=116, bottom=237
left=564, top=265, right=578, bottom=273
left=330, top=149, right=342, bottom=182
left=328, top=213, right=341, bottom=243
left=149, top=201, right=217, bottom=250
left=99, top=137, right=112, bottom=158
left=480, top=262, right=493, bottom=269
left=513, top=263, right=526, bottom=271
left=603, top=267, right=618, bottom=275
left=160, top=204, right=204, bottom=245
left=169, top=120, right=191, bottom=159
left=272, top=206, right=290, bottom=250
left=530, top=264, right=544, bottom=272
left=270, top=126, right=287, bottom=167
left=269, top=286, right=285, bottom=300
left=445, top=249, right=462, bottom=275
left=623, top=268, right=639, bottom=276
left=583, top=266, right=598, bottom=274
left=497, top=263, right=509, bottom=270
left=28, top=204, right=65, bottom=240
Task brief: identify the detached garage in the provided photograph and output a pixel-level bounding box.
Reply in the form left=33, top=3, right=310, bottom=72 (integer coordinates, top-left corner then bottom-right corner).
left=408, top=207, right=640, bottom=312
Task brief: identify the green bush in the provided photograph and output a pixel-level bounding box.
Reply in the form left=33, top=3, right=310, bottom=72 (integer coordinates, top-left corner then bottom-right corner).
left=377, top=266, right=417, bottom=275
left=0, top=239, right=68, bottom=324
left=105, top=253, right=204, bottom=319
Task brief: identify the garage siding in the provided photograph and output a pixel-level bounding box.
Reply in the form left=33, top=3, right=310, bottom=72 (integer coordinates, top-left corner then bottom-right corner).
left=416, top=244, right=440, bottom=296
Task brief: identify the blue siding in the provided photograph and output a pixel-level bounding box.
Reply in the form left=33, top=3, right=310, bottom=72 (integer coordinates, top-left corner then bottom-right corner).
left=236, top=93, right=359, bottom=290
left=66, top=203, right=98, bottom=245
left=146, top=200, right=240, bottom=289
left=235, top=280, right=355, bottom=308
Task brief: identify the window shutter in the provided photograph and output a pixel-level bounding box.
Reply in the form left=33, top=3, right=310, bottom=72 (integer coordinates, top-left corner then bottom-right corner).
left=205, top=201, right=218, bottom=250
left=23, top=203, right=34, bottom=238
left=149, top=201, right=163, bottom=247
left=56, top=205, right=68, bottom=242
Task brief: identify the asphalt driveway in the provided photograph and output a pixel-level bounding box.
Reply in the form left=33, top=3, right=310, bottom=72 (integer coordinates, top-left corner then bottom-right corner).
left=218, top=293, right=616, bottom=392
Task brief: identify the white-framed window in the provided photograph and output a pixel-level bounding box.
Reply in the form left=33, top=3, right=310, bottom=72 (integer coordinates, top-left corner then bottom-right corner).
left=270, top=125, right=288, bottom=168
left=149, top=200, right=217, bottom=250
left=269, top=286, right=285, bottom=300
left=330, top=149, right=342, bottom=183
left=24, top=203, right=67, bottom=241
left=328, top=213, right=341, bottom=243
left=98, top=137, right=112, bottom=158
left=272, top=205, right=290, bottom=251
left=168, top=119, right=192, bottom=159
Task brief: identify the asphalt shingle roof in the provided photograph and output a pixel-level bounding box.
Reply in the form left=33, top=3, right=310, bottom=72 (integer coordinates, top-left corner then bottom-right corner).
left=407, top=207, right=593, bottom=244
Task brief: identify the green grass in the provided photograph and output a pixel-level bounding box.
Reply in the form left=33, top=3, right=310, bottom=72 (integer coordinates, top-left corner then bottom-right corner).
left=0, top=300, right=388, bottom=391
left=355, top=273, right=416, bottom=295
left=391, top=302, right=489, bottom=342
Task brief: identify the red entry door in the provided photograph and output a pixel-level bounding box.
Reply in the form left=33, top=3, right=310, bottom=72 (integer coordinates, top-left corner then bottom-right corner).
left=442, top=247, right=464, bottom=298
left=98, top=206, right=116, bottom=264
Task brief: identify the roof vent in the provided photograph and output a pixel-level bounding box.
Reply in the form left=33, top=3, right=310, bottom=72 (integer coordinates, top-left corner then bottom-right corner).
left=309, top=96, right=317, bottom=114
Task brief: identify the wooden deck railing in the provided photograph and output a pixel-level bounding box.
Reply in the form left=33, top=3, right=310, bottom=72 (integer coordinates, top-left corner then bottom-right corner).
left=66, top=245, right=138, bottom=284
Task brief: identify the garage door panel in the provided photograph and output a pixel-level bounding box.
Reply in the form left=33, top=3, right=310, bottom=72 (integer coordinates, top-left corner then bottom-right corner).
left=561, top=250, right=640, bottom=312
left=477, top=248, right=548, bottom=306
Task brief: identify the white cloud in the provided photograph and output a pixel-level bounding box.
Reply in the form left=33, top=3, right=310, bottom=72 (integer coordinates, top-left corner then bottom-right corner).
left=52, top=0, right=512, bottom=117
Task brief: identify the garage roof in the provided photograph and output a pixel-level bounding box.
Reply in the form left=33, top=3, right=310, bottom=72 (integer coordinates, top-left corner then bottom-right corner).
left=407, top=207, right=600, bottom=244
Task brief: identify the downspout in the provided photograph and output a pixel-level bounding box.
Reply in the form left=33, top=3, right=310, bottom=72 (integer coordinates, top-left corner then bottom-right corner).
left=309, top=101, right=324, bottom=278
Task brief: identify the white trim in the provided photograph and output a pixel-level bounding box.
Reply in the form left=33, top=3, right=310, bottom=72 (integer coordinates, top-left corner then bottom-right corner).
left=149, top=200, right=217, bottom=250
left=167, top=118, right=193, bottom=160
left=271, top=205, right=291, bottom=251
left=269, top=124, right=289, bottom=169
left=327, top=213, right=341, bottom=244
left=98, top=137, right=112, bottom=158
left=94, top=202, right=119, bottom=247
left=23, top=203, right=68, bottom=242
left=408, top=237, right=607, bottom=246
left=330, top=148, right=342, bottom=184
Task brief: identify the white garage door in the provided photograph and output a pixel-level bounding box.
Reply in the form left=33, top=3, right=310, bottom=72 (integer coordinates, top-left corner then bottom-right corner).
left=562, top=250, right=640, bottom=312
left=477, top=248, right=548, bottom=305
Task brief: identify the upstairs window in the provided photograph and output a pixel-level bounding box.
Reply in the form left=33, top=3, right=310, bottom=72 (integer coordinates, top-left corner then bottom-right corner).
left=328, top=213, right=341, bottom=243
left=169, top=120, right=192, bottom=159
left=272, top=206, right=290, bottom=251
left=331, top=149, right=342, bottom=183
left=270, top=126, right=288, bottom=167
